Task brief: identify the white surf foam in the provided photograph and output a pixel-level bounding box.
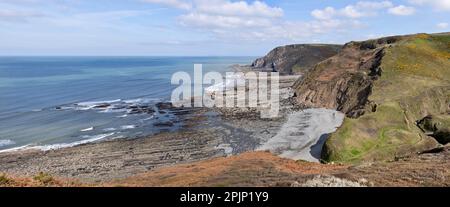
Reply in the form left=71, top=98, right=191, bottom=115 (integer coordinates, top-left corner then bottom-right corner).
left=80, top=127, right=94, bottom=132
left=0, top=139, right=15, bottom=147
left=141, top=115, right=155, bottom=121
left=38, top=133, right=115, bottom=151
left=103, top=127, right=117, bottom=132
left=0, top=133, right=115, bottom=153
left=77, top=99, right=122, bottom=106
left=205, top=73, right=246, bottom=94
left=120, top=125, right=136, bottom=130
left=75, top=99, right=122, bottom=110
left=123, top=98, right=160, bottom=104
left=99, top=107, right=128, bottom=113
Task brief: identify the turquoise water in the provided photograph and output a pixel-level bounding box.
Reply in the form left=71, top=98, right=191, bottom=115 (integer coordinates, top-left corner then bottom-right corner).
left=0, top=56, right=254, bottom=151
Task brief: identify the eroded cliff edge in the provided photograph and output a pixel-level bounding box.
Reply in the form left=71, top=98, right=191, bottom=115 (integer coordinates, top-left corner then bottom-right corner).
left=294, top=33, right=450, bottom=163
left=252, top=44, right=342, bottom=75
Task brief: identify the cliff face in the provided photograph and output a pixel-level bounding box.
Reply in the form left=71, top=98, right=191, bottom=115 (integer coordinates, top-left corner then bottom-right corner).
left=252, top=44, right=342, bottom=75
left=294, top=33, right=450, bottom=163
left=293, top=36, right=401, bottom=117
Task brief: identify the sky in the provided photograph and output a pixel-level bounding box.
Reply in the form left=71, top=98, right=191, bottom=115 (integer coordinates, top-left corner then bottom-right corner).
left=0, top=0, right=449, bottom=56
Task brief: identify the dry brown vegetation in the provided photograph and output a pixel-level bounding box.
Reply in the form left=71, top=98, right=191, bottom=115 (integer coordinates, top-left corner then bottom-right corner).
left=2, top=148, right=449, bottom=187
left=0, top=172, right=86, bottom=187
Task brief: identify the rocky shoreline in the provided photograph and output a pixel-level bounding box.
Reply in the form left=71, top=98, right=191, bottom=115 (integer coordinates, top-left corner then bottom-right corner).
left=0, top=71, right=345, bottom=183
left=0, top=72, right=307, bottom=182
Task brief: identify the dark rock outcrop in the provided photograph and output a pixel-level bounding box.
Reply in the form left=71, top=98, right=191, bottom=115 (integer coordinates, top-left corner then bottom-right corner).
left=417, top=115, right=450, bottom=145
left=251, top=44, right=342, bottom=75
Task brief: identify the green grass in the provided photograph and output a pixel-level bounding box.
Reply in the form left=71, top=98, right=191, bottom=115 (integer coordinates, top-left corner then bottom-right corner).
left=323, top=33, right=450, bottom=163
left=325, top=102, right=416, bottom=162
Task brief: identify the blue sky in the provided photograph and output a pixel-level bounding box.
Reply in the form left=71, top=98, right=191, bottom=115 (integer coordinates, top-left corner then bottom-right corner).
left=0, top=0, right=449, bottom=56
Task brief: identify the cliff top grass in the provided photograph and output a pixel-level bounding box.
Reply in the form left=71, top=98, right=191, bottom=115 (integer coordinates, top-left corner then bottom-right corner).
left=324, top=33, right=450, bottom=163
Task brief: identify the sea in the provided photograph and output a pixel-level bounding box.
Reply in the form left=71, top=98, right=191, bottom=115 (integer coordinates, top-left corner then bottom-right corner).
left=0, top=56, right=254, bottom=151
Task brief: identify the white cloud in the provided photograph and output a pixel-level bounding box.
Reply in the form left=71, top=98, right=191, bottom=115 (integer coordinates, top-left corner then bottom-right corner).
left=194, top=0, right=283, bottom=18
left=143, top=0, right=419, bottom=43
left=173, top=1, right=370, bottom=42
left=311, top=7, right=336, bottom=20
left=206, top=19, right=353, bottom=42
left=355, top=1, right=394, bottom=9
left=409, top=0, right=450, bottom=11
left=311, top=1, right=395, bottom=20
left=141, top=0, right=192, bottom=10
left=437, top=22, right=449, bottom=29
left=0, top=9, right=44, bottom=22
left=179, top=12, right=272, bottom=29
left=341, top=5, right=367, bottom=18
left=143, top=0, right=284, bottom=17
left=176, top=0, right=295, bottom=41
left=143, top=0, right=285, bottom=34
left=388, top=5, right=416, bottom=15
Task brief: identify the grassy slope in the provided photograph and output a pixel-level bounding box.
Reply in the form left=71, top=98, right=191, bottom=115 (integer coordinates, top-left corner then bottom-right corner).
left=323, top=33, right=450, bottom=163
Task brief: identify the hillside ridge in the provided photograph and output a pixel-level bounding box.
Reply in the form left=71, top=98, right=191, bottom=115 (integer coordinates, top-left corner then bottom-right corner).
left=251, top=44, right=342, bottom=75
left=292, top=32, right=449, bottom=163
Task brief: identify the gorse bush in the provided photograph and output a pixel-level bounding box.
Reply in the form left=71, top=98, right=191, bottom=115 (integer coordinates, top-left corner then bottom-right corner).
left=0, top=173, right=11, bottom=185
left=33, top=172, right=54, bottom=185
